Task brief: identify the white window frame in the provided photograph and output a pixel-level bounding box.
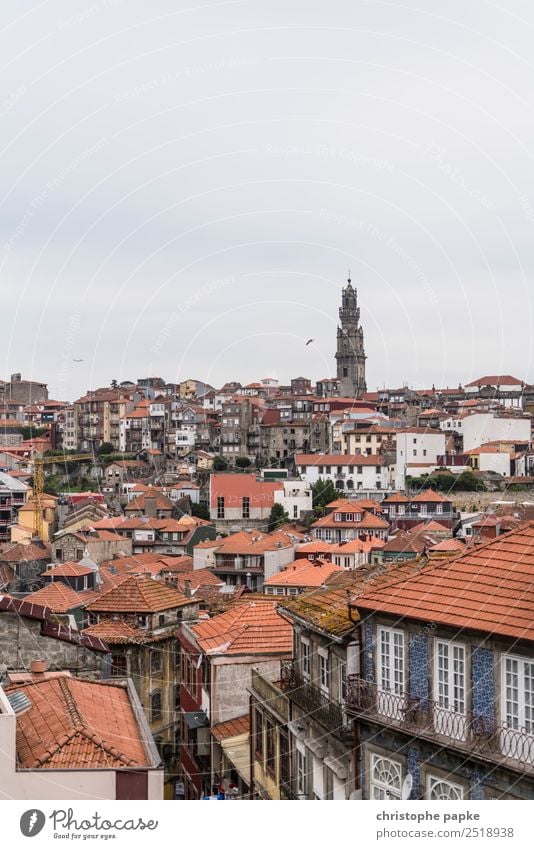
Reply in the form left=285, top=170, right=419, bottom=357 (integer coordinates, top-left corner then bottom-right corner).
left=301, top=638, right=311, bottom=680
left=370, top=753, right=402, bottom=800
left=296, top=744, right=307, bottom=797
left=501, top=653, right=534, bottom=763
left=319, top=648, right=330, bottom=695
left=433, top=639, right=467, bottom=741
left=377, top=626, right=405, bottom=719
left=426, top=775, right=464, bottom=800
left=436, top=503, right=443, bottom=515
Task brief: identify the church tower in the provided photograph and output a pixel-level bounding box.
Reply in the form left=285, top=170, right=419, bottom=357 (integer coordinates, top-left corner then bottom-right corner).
left=335, top=273, right=367, bottom=397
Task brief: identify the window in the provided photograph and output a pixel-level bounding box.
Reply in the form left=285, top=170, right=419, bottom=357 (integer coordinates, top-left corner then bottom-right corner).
left=434, top=640, right=466, bottom=741
left=436, top=503, right=443, bottom=515
left=427, top=776, right=464, bottom=800
left=266, top=716, right=276, bottom=775
left=502, top=654, right=534, bottom=762
left=242, top=496, right=250, bottom=519
left=377, top=627, right=405, bottom=719
left=151, top=651, right=162, bottom=675
left=420, top=504, right=428, bottom=516
left=297, top=746, right=307, bottom=797
left=150, top=691, right=162, bottom=722
left=345, top=513, right=353, bottom=522
left=339, top=660, right=347, bottom=702
left=217, top=496, right=225, bottom=519
left=137, top=615, right=149, bottom=629
left=254, top=707, right=264, bottom=760
left=398, top=505, right=405, bottom=516
left=76, top=548, right=84, bottom=561
left=55, top=548, right=63, bottom=561
left=301, top=638, right=310, bottom=679
left=319, top=650, right=330, bottom=694
left=110, top=654, right=127, bottom=677
left=357, top=466, right=362, bottom=475
left=280, top=727, right=290, bottom=786
left=334, top=512, right=342, bottom=522
left=370, top=754, right=402, bottom=800
left=293, top=505, right=298, bottom=519
left=158, top=614, right=165, bottom=628
left=174, top=684, right=180, bottom=711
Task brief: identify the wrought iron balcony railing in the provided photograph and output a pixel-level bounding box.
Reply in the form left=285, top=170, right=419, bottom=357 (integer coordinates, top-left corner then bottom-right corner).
left=346, top=676, right=534, bottom=772
left=280, top=660, right=352, bottom=740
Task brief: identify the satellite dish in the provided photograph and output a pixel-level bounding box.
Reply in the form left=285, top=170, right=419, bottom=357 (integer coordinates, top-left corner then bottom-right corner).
left=401, top=774, right=413, bottom=800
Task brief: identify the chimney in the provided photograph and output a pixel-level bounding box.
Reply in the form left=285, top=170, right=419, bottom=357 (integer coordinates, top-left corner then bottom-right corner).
left=144, top=495, right=158, bottom=518
left=30, top=659, right=47, bottom=675
left=184, top=580, right=192, bottom=598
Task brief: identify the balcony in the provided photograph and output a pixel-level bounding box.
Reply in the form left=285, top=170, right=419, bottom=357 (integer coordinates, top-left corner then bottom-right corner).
left=346, top=676, right=534, bottom=773
left=280, top=661, right=352, bottom=740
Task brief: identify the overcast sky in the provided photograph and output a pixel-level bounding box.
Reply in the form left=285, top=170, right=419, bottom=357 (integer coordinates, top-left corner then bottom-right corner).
left=1, top=0, right=534, bottom=401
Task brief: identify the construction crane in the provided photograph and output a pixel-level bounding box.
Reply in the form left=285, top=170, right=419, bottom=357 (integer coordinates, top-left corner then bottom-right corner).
left=32, top=454, right=94, bottom=541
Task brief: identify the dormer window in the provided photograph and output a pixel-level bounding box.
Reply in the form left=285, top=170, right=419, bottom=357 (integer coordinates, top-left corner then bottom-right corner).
left=334, top=512, right=342, bottom=522
left=345, top=513, right=353, bottom=522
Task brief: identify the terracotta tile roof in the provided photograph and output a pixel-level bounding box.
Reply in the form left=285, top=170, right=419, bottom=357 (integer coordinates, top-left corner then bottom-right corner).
left=296, top=453, right=384, bottom=466
left=429, top=538, right=466, bottom=553
left=173, top=569, right=222, bottom=589
left=351, top=522, right=534, bottom=640
left=125, top=491, right=174, bottom=512
left=410, top=488, right=452, bottom=503
left=191, top=600, right=292, bottom=655
left=381, top=531, right=430, bottom=554
left=6, top=675, right=150, bottom=769
left=24, top=583, right=95, bottom=613
left=0, top=542, right=50, bottom=562
left=278, top=572, right=365, bottom=637
left=410, top=520, right=450, bottom=534
left=465, top=375, right=523, bottom=387
left=381, top=492, right=410, bottom=504
left=263, top=561, right=344, bottom=588
left=211, top=715, right=250, bottom=742
left=43, top=562, right=94, bottom=578
left=330, top=536, right=385, bottom=553
left=198, top=530, right=293, bottom=556
left=324, top=499, right=368, bottom=514
left=297, top=541, right=335, bottom=554
left=312, top=512, right=389, bottom=530
left=86, top=574, right=191, bottom=613
left=83, top=620, right=144, bottom=644
left=209, top=473, right=281, bottom=508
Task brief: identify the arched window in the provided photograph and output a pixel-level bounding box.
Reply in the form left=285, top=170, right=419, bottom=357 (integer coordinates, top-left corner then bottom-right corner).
left=370, top=754, right=402, bottom=800
left=427, top=776, right=464, bottom=800
left=336, top=479, right=345, bottom=490
left=346, top=479, right=354, bottom=490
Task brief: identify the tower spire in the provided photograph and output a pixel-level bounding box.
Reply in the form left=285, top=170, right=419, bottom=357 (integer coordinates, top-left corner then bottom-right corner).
left=335, top=272, right=366, bottom=398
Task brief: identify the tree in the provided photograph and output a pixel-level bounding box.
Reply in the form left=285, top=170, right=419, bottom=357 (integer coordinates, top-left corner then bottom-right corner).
left=455, top=470, right=486, bottom=492
left=213, top=456, right=228, bottom=472
left=97, top=442, right=114, bottom=455
left=311, top=478, right=338, bottom=511
left=235, top=456, right=252, bottom=469
left=268, top=503, right=289, bottom=532
left=192, top=502, right=210, bottom=520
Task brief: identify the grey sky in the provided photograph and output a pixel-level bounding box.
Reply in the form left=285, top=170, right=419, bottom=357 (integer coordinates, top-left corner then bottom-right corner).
left=1, top=0, right=533, bottom=401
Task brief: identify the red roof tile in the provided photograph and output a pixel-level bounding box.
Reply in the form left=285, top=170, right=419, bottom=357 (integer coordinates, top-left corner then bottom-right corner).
left=6, top=675, right=150, bottom=768
left=191, top=600, right=292, bottom=655
left=86, top=574, right=192, bottom=613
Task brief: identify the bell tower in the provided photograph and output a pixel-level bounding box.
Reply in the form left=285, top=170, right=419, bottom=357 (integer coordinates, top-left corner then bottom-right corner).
left=335, top=273, right=367, bottom=397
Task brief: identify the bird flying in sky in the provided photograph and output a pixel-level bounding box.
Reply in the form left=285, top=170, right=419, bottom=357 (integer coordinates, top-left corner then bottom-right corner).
left=305, top=339, right=314, bottom=346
